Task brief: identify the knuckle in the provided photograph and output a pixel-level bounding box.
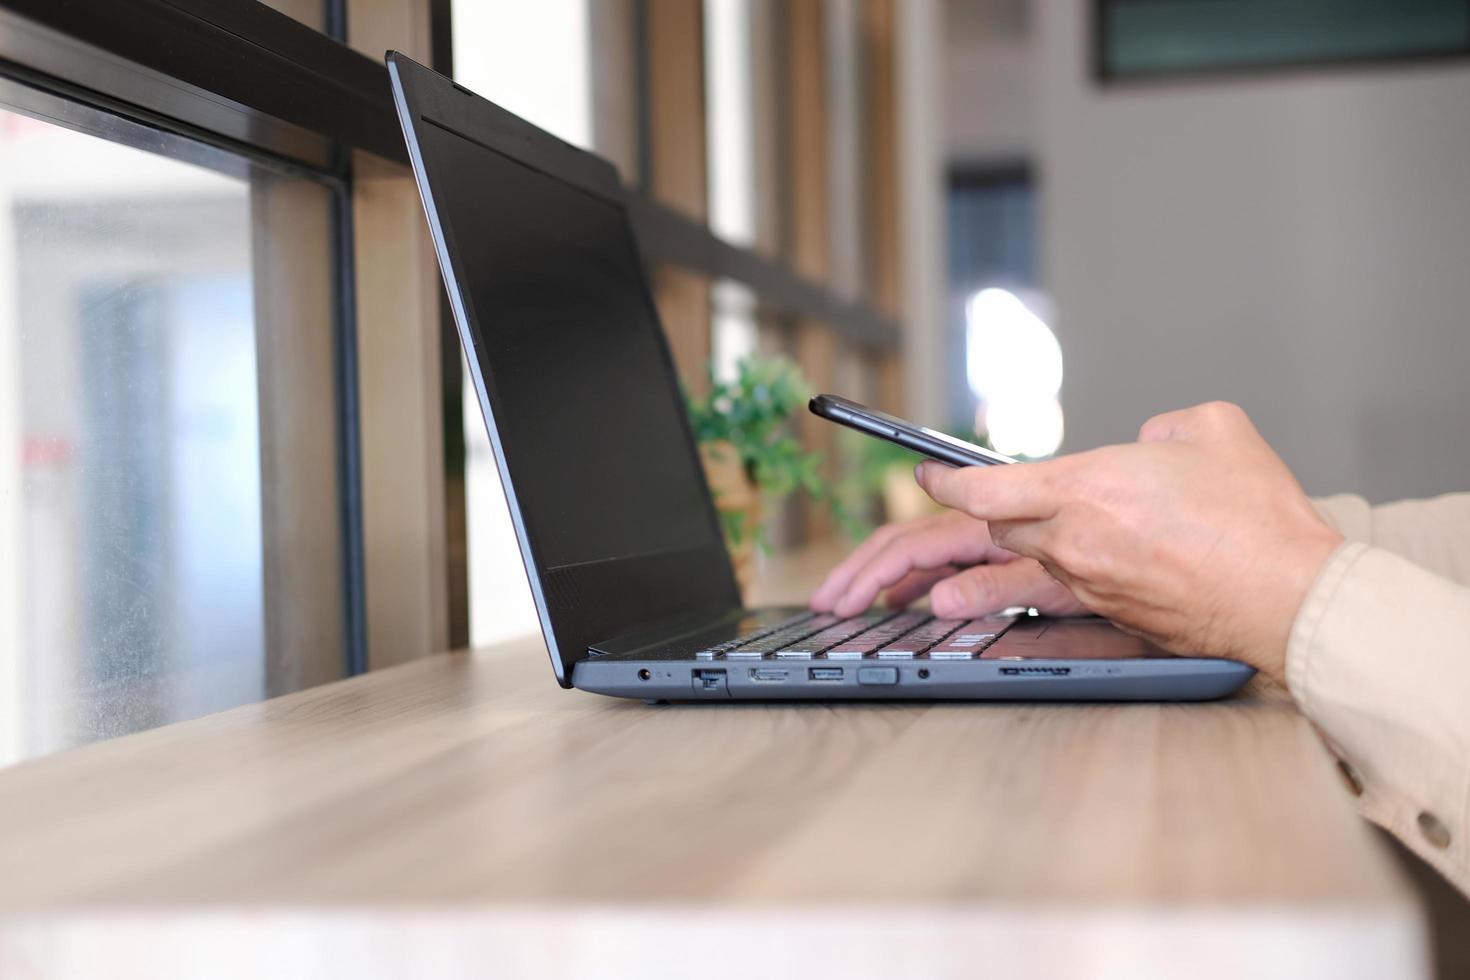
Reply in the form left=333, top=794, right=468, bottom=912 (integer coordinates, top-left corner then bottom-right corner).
left=1198, top=400, right=1245, bottom=427
left=959, top=572, right=1003, bottom=609
left=1138, top=413, right=1173, bottom=442
left=1051, top=531, right=1099, bottom=578
left=938, top=572, right=999, bottom=614
left=1050, top=462, right=1092, bottom=502
left=869, top=523, right=902, bottom=548
left=988, top=521, right=1016, bottom=552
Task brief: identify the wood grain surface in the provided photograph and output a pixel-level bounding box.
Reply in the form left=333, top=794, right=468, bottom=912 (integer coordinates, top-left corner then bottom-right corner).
left=0, top=544, right=1429, bottom=978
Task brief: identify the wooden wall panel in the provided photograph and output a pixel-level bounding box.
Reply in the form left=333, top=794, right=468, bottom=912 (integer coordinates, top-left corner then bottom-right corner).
left=861, top=0, right=904, bottom=413
left=861, top=0, right=901, bottom=318
left=783, top=0, right=838, bottom=540
left=783, top=0, right=829, bottom=282
left=350, top=156, right=451, bottom=669
left=589, top=0, right=641, bottom=185
left=346, top=0, right=452, bottom=667
left=250, top=177, right=347, bottom=695
left=652, top=266, right=712, bottom=393
left=645, top=0, right=712, bottom=395
left=874, top=349, right=905, bottom=415
left=646, top=0, right=709, bottom=219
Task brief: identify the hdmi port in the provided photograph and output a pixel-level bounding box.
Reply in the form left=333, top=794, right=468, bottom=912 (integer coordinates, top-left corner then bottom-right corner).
left=808, top=667, right=844, bottom=681
left=750, top=667, right=790, bottom=682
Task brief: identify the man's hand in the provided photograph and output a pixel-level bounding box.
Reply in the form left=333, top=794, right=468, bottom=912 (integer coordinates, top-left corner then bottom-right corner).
left=912, top=402, right=1343, bottom=683
left=810, top=510, right=1088, bottom=620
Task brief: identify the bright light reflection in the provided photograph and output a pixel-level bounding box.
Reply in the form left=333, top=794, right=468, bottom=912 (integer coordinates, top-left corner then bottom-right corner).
left=966, top=287, right=1064, bottom=458
left=982, top=396, right=1064, bottom=459
left=451, top=0, right=591, bottom=148
left=705, top=0, right=756, bottom=247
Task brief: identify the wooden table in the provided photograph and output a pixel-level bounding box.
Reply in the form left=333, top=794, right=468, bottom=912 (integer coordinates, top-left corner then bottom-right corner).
left=0, top=545, right=1429, bottom=978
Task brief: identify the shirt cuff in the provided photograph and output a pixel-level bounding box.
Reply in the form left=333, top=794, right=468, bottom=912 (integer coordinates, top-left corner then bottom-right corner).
left=1286, top=542, right=1470, bottom=895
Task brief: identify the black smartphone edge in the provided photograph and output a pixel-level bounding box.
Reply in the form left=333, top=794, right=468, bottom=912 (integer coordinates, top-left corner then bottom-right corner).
left=808, top=394, right=1017, bottom=468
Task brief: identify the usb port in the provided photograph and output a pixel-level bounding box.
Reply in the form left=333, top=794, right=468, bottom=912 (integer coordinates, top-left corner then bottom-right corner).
left=750, top=667, right=789, bottom=682
left=808, top=667, right=844, bottom=682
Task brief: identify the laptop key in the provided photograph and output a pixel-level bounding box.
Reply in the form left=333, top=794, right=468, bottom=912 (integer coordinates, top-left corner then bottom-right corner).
left=927, top=617, right=1017, bottom=659
left=774, top=612, right=894, bottom=658
left=729, top=614, right=841, bottom=658
left=876, top=619, right=966, bottom=659
left=826, top=611, right=930, bottom=659
left=696, top=612, right=823, bottom=659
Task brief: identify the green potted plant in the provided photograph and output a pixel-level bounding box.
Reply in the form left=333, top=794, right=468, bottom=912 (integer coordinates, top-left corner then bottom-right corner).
left=686, top=355, right=851, bottom=595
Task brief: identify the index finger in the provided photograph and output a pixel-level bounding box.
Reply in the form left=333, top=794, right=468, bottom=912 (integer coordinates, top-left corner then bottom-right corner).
left=811, top=513, right=944, bottom=610
left=914, top=458, right=1067, bottom=522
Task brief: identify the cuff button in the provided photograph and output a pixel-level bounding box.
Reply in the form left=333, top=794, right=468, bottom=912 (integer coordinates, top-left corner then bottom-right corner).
left=1416, top=811, right=1452, bottom=850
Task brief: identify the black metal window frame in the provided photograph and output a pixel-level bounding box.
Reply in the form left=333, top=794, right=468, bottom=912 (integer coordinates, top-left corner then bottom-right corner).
left=0, top=0, right=900, bottom=670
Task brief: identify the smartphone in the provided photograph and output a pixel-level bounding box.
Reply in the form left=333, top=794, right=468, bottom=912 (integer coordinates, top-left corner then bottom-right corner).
left=809, top=393, right=1016, bottom=467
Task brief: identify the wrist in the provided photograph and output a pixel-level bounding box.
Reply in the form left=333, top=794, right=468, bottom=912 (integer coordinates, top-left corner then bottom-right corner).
left=1245, top=525, right=1344, bottom=685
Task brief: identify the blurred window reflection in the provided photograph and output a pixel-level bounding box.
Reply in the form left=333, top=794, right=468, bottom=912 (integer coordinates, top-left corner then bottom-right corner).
left=0, top=101, right=338, bottom=764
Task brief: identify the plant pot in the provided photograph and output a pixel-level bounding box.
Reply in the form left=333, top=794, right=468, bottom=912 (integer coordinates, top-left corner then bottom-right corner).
left=700, top=440, right=763, bottom=600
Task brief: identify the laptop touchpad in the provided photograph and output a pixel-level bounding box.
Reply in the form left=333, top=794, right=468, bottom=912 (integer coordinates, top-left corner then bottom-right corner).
left=982, top=618, right=1175, bottom=660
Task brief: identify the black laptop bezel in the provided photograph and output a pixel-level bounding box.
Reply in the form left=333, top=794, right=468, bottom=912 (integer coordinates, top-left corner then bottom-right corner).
left=386, top=52, right=741, bottom=687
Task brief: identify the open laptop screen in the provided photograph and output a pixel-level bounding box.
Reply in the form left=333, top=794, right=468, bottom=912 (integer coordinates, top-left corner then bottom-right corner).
left=402, top=89, right=740, bottom=678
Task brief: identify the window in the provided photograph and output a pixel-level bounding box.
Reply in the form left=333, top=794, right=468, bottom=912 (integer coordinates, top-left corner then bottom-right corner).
left=0, top=93, right=343, bottom=763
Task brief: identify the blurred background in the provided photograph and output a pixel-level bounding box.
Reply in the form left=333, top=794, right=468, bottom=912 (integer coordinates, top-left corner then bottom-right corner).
left=2, top=0, right=1470, bottom=764
left=449, top=0, right=1470, bottom=647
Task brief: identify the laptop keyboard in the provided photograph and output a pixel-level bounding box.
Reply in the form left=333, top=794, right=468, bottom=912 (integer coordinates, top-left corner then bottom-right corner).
left=694, top=610, right=1015, bottom=661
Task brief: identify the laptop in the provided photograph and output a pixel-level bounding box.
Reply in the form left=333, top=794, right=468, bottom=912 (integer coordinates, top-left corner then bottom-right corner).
left=385, top=53, right=1254, bottom=703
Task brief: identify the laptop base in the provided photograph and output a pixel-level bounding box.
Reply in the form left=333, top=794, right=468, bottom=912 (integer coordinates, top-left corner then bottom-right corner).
left=573, top=608, right=1254, bottom=703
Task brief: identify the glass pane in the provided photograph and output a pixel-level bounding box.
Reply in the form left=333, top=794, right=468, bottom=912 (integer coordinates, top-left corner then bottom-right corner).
left=0, top=99, right=342, bottom=764
left=705, top=0, right=757, bottom=247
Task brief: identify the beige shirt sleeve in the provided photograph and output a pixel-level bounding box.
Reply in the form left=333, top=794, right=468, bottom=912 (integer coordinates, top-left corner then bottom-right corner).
left=1287, top=537, right=1470, bottom=895
left=1313, top=492, right=1470, bottom=586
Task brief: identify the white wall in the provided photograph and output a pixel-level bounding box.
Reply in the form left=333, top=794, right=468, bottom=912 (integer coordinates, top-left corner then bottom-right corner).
left=944, top=0, right=1034, bottom=163
left=1038, top=5, right=1470, bottom=503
